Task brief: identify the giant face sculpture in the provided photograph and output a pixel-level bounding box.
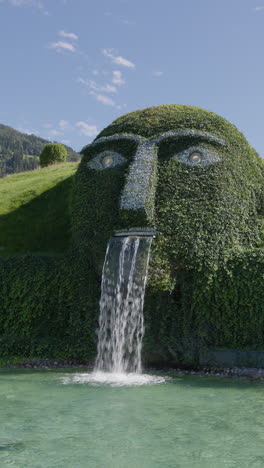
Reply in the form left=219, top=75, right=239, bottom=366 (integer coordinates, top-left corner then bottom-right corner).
left=1, top=104, right=263, bottom=362
left=72, top=105, right=264, bottom=289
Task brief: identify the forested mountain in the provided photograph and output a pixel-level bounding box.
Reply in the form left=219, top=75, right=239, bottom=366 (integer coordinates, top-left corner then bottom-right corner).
left=0, top=124, right=80, bottom=178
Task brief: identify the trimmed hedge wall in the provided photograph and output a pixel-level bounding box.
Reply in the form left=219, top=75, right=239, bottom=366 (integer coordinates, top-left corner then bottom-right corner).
left=1, top=105, right=264, bottom=363
left=0, top=254, right=100, bottom=360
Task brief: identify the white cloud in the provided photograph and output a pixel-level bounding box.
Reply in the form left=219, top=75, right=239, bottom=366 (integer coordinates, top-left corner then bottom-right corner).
left=75, top=122, right=98, bottom=137
left=6, top=0, right=37, bottom=5
left=3, top=0, right=46, bottom=10
left=78, top=77, right=119, bottom=107
left=59, top=30, right=78, bottom=41
left=49, top=30, right=78, bottom=53
left=49, top=129, right=62, bottom=137
left=112, top=70, right=125, bottom=86
left=102, top=48, right=135, bottom=68
left=58, top=119, right=69, bottom=130
left=152, top=71, right=164, bottom=77
left=50, top=41, right=76, bottom=53
left=42, top=122, right=53, bottom=129
left=78, top=78, right=117, bottom=94
left=18, top=126, right=39, bottom=135
left=8, top=0, right=30, bottom=4
left=95, top=94, right=115, bottom=106
left=102, top=83, right=117, bottom=93
left=17, top=117, right=99, bottom=144
left=255, top=6, right=264, bottom=11
left=120, top=19, right=135, bottom=25
left=78, top=77, right=88, bottom=86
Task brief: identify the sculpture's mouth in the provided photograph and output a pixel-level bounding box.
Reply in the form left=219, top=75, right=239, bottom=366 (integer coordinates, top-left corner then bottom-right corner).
left=114, top=227, right=157, bottom=238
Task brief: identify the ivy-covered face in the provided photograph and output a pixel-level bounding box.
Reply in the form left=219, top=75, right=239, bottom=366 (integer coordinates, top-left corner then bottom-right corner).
left=72, top=105, right=264, bottom=284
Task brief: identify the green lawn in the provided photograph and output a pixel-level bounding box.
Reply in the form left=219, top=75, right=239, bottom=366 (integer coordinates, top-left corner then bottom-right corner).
left=0, top=163, right=78, bottom=255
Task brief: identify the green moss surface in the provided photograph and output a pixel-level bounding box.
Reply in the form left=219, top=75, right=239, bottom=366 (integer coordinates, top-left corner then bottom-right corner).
left=97, top=105, right=254, bottom=145
left=0, top=253, right=99, bottom=359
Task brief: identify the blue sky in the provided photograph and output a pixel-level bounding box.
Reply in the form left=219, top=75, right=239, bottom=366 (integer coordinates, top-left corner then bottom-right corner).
left=1, top=0, right=264, bottom=155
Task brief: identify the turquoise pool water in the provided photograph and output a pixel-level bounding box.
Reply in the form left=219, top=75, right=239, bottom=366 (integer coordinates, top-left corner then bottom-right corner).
left=0, top=369, right=263, bottom=468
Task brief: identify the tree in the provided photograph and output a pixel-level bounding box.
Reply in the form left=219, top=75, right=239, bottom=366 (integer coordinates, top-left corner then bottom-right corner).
left=39, top=143, right=68, bottom=168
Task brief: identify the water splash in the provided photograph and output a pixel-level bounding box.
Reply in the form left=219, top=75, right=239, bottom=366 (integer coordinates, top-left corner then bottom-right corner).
left=95, top=236, right=152, bottom=374
left=62, top=234, right=168, bottom=387
left=62, top=372, right=168, bottom=387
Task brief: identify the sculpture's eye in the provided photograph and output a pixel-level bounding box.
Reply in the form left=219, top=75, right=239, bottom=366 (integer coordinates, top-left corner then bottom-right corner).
left=172, top=146, right=221, bottom=167
left=102, top=155, right=113, bottom=168
left=87, top=150, right=127, bottom=170
left=189, top=151, right=202, bottom=164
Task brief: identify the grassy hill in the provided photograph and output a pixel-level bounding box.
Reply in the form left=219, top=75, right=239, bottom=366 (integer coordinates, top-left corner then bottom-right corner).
left=0, top=123, right=80, bottom=178
left=0, top=163, right=78, bottom=256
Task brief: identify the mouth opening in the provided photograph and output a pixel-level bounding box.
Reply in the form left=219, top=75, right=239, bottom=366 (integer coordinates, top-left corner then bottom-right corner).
left=113, top=227, right=157, bottom=238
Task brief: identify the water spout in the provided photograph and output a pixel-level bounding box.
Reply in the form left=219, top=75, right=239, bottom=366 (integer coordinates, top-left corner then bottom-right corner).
left=95, top=231, right=154, bottom=374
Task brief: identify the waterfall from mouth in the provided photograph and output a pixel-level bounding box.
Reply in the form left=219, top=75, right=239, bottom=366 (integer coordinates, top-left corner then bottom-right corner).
left=95, top=235, right=152, bottom=374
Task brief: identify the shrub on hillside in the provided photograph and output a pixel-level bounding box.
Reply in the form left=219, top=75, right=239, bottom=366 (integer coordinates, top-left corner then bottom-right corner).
left=40, top=143, right=68, bottom=167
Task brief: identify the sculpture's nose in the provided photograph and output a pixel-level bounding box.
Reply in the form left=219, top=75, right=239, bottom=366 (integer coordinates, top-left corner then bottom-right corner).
left=120, top=141, right=158, bottom=226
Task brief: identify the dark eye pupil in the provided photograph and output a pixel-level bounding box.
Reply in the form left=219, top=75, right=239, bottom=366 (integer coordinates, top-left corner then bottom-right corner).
left=189, top=151, right=201, bottom=163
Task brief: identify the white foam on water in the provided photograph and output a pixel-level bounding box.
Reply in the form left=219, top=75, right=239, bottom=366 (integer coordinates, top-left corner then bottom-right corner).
left=62, top=371, right=169, bottom=387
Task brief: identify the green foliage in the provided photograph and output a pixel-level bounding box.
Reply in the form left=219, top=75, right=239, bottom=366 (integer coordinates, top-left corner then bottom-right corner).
left=72, top=139, right=138, bottom=274
left=0, top=254, right=100, bottom=359
left=1, top=105, right=264, bottom=363
left=71, top=104, right=264, bottom=362
left=192, top=251, right=264, bottom=348
left=40, top=143, right=68, bottom=168
left=0, top=123, right=80, bottom=178
left=75, top=105, right=264, bottom=277
left=97, top=104, right=248, bottom=141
